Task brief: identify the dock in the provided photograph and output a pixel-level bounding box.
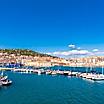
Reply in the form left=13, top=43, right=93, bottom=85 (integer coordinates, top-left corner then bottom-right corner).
left=0, top=67, right=103, bottom=81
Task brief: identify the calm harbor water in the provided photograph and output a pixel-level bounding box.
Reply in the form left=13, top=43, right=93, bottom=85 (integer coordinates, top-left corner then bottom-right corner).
left=0, top=67, right=104, bottom=104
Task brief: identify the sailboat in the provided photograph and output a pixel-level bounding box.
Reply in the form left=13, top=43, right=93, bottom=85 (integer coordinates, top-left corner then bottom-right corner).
left=0, top=80, right=2, bottom=86
left=0, top=71, right=12, bottom=86
left=85, top=66, right=95, bottom=79
left=0, top=71, right=8, bottom=81
left=92, top=66, right=104, bottom=81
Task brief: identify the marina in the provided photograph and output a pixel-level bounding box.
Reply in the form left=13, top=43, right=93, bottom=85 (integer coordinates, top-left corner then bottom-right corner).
left=1, top=66, right=104, bottom=82
left=0, top=65, right=104, bottom=91
left=1, top=0, right=104, bottom=103
left=0, top=67, right=104, bottom=104
left=9, top=67, right=104, bottom=81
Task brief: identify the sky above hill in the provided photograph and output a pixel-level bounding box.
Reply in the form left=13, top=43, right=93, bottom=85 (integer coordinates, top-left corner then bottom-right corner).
left=0, top=0, right=104, bottom=57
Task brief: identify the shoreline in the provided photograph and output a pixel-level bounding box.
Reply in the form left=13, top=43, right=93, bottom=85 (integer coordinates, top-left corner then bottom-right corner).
left=1, top=66, right=104, bottom=82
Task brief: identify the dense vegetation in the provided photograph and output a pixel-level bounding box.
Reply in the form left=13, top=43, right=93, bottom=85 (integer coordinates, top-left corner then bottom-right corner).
left=0, top=49, right=57, bottom=58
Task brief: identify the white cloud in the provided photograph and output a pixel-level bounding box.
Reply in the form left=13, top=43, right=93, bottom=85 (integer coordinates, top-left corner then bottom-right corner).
left=70, top=50, right=90, bottom=55
left=93, top=51, right=104, bottom=55
left=46, top=49, right=91, bottom=56
left=68, top=44, right=81, bottom=50
left=92, top=49, right=99, bottom=52
left=46, top=52, right=52, bottom=55
left=77, top=47, right=81, bottom=50
left=46, top=45, right=104, bottom=58
left=68, top=44, right=76, bottom=49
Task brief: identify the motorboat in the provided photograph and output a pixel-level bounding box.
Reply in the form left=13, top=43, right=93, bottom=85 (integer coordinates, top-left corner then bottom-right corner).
left=92, top=67, right=104, bottom=81
left=85, top=73, right=96, bottom=79
left=92, top=74, right=104, bottom=81
left=1, top=79, right=12, bottom=86
left=63, top=71, right=69, bottom=76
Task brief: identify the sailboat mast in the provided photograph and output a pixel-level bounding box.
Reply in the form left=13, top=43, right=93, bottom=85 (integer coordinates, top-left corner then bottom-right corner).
left=102, top=66, right=103, bottom=75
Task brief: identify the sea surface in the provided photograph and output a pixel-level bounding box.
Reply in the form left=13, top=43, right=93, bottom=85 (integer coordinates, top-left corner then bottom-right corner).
left=0, top=66, right=104, bottom=104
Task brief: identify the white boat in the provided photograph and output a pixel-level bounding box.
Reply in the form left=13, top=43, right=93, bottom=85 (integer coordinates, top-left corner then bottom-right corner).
left=85, top=73, right=96, bottom=79
left=56, top=70, right=64, bottom=75
left=37, top=70, right=41, bottom=75
left=1, top=80, right=12, bottom=86
left=71, top=72, right=79, bottom=76
left=79, top=73, right=87, bottom=78
left=92, top=74, right=104, bottom=81
left=68, top=71, right=72, bottom=76
left=92, top=67, right=104, bottom=81
left=46, top=71, right=52, bottom=75
left=51, top=71, right=57, bottom=75
left=63, top=71, right=69, bottom=76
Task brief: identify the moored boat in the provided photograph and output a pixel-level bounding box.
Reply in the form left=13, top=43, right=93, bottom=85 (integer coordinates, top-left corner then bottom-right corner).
left=46, top=70, right=52, bottom=75
left=85, top=73, right=96, bottom=79
left=92, top=67, right=104, bottom=81
left=63, top=71, right=69, bottom=76
left=1, top=79, right=12, bottom=86
left=0, top=71, right=12, bottom=86
left=51, top=70, right=57, bottom=75
left=92, top=74, right=104, bottom=81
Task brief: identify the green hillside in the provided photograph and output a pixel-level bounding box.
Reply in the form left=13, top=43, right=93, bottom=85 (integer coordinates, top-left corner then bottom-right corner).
left=0, top=49, right=57, bottom=58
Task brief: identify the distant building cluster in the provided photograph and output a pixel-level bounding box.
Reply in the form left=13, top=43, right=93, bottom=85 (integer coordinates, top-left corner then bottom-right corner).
left=0, top=52, right=104, bottom=67
left=68, top=56, right=104, bottom=67
left=0, top=52, right=68, bottom=67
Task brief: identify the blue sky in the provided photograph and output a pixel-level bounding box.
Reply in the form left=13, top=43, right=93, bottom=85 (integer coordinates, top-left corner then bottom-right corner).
left=0, top=0, right=104, bottom=53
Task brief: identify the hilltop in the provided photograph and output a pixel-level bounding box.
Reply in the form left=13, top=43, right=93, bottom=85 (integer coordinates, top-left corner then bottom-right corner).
left=0, top=49, right=67, bottom=67
left=0, top=49, right=57, bottom=58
